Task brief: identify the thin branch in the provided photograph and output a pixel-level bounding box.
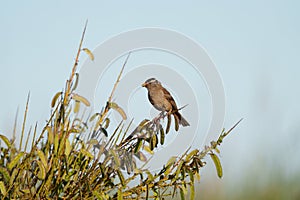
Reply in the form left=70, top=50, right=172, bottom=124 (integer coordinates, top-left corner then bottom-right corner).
left=64, top=20, right=88, bottom=106
left=108, top=52, right=131, bottom=103
left=19, top=92, right=30, bottom=151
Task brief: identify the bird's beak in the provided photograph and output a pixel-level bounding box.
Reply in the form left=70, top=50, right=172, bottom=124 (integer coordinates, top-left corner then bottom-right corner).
left=142, top=82, right=147, bottom=87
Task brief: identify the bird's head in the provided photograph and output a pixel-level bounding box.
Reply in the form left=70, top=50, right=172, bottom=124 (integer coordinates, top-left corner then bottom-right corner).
left=142, top=78, right=161, bottom=88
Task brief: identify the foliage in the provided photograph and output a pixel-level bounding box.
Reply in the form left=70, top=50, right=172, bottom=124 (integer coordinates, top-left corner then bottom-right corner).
left=0, top=22, right=240, bottom=200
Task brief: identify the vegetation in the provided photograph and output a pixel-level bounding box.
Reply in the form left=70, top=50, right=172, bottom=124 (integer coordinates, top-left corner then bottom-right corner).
left=0, top=22, right=240, bottom=199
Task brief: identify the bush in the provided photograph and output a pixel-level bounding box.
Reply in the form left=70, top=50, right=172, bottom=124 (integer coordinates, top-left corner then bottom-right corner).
left=0, top=23, right=240, bottom=200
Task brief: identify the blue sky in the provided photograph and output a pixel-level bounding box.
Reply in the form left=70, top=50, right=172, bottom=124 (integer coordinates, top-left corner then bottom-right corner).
left=1, top=0, right=300, bottom=191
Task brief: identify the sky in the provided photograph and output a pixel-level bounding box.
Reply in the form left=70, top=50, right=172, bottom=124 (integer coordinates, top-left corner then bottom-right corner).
left=1, top=0, right=300, bottom=194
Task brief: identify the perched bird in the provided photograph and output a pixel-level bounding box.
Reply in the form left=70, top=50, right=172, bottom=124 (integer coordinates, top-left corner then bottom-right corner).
left=142, top=78, right=190, bottom=131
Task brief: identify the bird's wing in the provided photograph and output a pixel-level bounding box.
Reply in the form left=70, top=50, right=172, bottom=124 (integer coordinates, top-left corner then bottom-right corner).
left=162, top=87, right=178, bottom=110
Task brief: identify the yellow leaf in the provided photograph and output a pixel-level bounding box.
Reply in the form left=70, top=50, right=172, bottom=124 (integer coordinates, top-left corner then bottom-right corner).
left=117, top=170, right=125, bottom=186
left=150, top=134, right=157, bottom=151
left=74, top=100, right=80, bottom=113
left=46, top=126, right=54, bottom=144
left=109, top=102, right=127, bottom=120
left=195, top=172, right=200, bottom=182
left=179, top=187, right=185, bottom=200
left=174, top=160, right=184, bottom=181
left=117, top=188, right=123, bottom=200
left=110, top=150, right=120, bottom=167
left=54, top=133, right=59, bottom=153
left=0, top=167, right=10, bottom=183
left=36, top=160, right=46, bottom=180
left=21, top=188, right=30, bottom=194
left=104, top=118, right=110, bottom=129
left=190, top=183, right=195, bottom=200
left=9, top=169, right=18, bottom=185
left=82, top=48, right=94, bottom=61
left=80, top=149, right=93, bottom=159
left=89, top=113, right=100, bottom=122
left=185, top=149, right=199, bottom=161
left=65, top=139, right=71, bottom=157
left=87, top=139, right=99, bottom=146
left=72, top=93, right=90, bottom=107
left=71, top=73, right=79, bottom=91
left=37, top=150, right=47, bottom=169
left=51, top=91, right=62, bottom=108
left=0, top=181, right=6, bottom=196
left=135, top=151, right=147, bottom=162
left=164, top=156, right=177, bottom=176
left=143, top=145, right=153, bottom=154
left=8, top=152, right=24, bottom=170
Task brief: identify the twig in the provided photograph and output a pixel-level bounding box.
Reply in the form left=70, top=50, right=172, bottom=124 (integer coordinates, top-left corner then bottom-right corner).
left=19, top=92, right=30, bottom=151
left=108, top=52, right=131, bottom=103
left=64, top=20, right=88, bottom=106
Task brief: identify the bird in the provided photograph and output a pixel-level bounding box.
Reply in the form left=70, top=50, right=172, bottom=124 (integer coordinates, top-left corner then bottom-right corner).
left=142, top=78, right=190, bottom=131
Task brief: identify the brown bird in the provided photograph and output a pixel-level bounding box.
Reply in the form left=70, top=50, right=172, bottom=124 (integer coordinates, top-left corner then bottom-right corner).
left=142, top=78, right=190, bottom=131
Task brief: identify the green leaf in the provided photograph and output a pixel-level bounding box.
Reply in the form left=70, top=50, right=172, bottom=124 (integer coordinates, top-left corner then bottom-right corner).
left=37, top=149, right=47, bottom=169
left=0, top=167, right=10, bottom=183
left=134, top=138, right=143, bottom=153
left=180, top=187, right=185, bottom=200
left=166, top=114, right=171, bottom=133
left=0, top=181, right=6, bottom=196
left=92, top=191, right=103, bottom=199
left=146, top=170, right=154, bottom=182
left=8, top=152, right=24, bottom=170
left=164, top=156, right=176, bottom=176
left=174, top=114, right=179, bottom=131
left=117, top=170, right=125, bottom=186
left=37, top=160, right=46, bottom=180
left=101, top=127, right=108, bottom=137
left=190, top=183, right=195, bottom=200
left=9, top=169, right=18, bottom=185
left=0, top=134, right=11, bottom=148
left=210, top=153, right=223, bottom=178
left=174, top=160, right=184, bottom=181
left=117, top=188, right=123, bottom=200
left=150, top=134, right=157, bottom=151
left=160, top=126, right=165, bottom=145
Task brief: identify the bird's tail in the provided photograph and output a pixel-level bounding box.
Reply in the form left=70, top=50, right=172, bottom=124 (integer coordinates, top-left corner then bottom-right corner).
left=179, top=115, right=190, bottom=127
left=173, top=112, right=190, bottom=131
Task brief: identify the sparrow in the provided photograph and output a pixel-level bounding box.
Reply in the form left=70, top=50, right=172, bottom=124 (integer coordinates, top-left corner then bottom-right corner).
left=142, top=78, right=190, bottom=131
